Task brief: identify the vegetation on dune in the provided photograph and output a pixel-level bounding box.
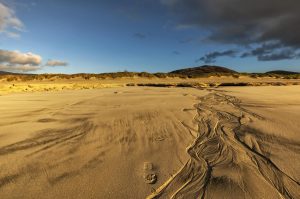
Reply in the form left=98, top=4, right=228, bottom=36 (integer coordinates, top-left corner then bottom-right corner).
left=0, top=72, right=188, bottom=81
left=0, top=65, right=299, bottom=81
left=1, top=71, right=300, bottom=81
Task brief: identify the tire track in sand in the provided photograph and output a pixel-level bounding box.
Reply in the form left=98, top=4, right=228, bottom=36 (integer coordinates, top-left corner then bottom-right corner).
left=148, top=92, right=300, bottom=199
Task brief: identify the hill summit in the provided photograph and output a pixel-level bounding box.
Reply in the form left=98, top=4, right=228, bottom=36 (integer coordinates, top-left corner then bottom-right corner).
left=170, top=65, right=237, bottom=76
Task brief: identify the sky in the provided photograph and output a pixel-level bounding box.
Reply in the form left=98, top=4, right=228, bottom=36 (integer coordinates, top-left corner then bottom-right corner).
left=0, top=0, right=300, bottom=74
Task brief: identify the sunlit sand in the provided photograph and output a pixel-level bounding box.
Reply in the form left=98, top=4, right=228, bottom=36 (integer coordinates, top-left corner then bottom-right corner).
left=0, top=84, right=299, bottom=198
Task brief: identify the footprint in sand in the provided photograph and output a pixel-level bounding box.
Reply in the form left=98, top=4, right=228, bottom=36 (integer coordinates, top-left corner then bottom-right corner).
left=240, top=115, right=251, bottom=124
left=143, top=162, right=157, bottom=184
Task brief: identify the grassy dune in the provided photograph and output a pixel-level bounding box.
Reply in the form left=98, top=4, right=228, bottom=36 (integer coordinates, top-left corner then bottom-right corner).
left=1, top=73, right=300, bottom=95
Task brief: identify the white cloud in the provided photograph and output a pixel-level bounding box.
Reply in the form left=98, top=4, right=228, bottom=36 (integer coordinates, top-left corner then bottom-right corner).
left=0, top=64, right=41, bottom=72
left=0, top=49, right=42, bottom=65
left=0, top=49, right=69, bottom=72
left=0, top=2, right=24, bottom=38
left=45, top=60, right=68, bottom=67
left=0, top=49, right=42, bottom=72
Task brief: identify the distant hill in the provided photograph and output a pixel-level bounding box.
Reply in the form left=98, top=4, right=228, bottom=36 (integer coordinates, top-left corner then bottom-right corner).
left=0, top=71, right=13, bottom=75
left=0, top=71, right=32, bottom=75
left=265, top=70, right=299, bottom=75
left=170, top=65, right=237, bottom=76
left=0, top=71, right=22, bottom=75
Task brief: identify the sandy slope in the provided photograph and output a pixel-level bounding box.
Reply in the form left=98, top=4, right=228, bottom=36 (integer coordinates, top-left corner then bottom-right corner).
left=0, top=86, right=299, bottom=198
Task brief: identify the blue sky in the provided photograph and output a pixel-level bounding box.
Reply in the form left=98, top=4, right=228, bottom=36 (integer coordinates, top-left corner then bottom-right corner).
left=0, top=0, right=299, bottom=73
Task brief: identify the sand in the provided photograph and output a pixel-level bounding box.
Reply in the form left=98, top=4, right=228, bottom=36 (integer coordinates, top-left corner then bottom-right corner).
left=0, top=86, right=299, bottom=198
left=1, top=75, right=300, bottom=95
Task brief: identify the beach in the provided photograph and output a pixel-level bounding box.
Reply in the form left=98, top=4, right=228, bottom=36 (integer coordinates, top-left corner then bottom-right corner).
left=0, top=86, right=299, bottom=198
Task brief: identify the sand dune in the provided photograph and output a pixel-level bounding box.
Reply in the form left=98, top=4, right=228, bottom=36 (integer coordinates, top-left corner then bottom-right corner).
left=0, top=86, right=299, bottom=198
left=1, top=75, right=300, bottom=95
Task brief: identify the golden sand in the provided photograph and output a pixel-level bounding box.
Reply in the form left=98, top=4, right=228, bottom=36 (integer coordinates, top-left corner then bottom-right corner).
left=0, top=85, right=299, bottom=198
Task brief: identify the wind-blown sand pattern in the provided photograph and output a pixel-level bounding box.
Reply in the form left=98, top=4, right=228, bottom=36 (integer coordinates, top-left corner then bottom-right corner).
left=0, top=86, right=299, bottom=198
left=148, top=91, right=300, bottom=199
left=0, top=88, right=201, bottom=198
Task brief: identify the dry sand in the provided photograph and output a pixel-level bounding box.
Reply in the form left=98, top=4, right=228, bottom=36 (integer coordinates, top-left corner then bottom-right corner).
left=1, top=75, right=300, bottom=95
left=0, top=86, right=299, bottom=198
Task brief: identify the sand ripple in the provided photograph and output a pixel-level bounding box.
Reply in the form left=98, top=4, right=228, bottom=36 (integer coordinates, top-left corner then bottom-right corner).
left=148, top=92, right=300, bottom=199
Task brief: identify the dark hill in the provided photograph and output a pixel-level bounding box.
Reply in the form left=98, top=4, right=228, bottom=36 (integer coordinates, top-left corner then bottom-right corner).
left=0, top=71, right=21, bottom=75
left=0, top=71, right=31, bottom=75
left=170, top=65, right=237, bottom=76
left=265, top=70, right=299, bottom=75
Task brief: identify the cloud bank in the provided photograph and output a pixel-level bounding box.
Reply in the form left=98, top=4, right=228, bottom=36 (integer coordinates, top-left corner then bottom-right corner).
left=0, top=64, right=41, bottom=72
left=0, top=2, right=24, bottom=38
left=162, top=0, right=300, bottom=62
left=0, top=49, right=68, bottom=72
left=0, top=50, right=42, bottom=72
left=0, top=50, right=42, bottom=65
